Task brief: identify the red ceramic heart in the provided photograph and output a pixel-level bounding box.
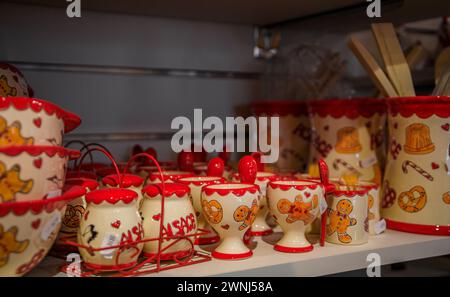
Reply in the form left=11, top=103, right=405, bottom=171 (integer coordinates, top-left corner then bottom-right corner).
left=152, top=213, right=161, bottom=221
left=431, top=162, right=439, bottom=170
left=31, top=219, right=41, bottom=229
left=221, top=224, right=230, bottom=230
left=238, top=156, right=257, bottom=184
left=111, top=220, right=121, bottom=229
left=207, top=157, right=224, bottom=177
left=33, top=117, right=42, bottom=128
left=441, top=123, right=449, bottom=131
left=305, top=192, right=311, bottom=198
left=33, top=158, right=42, bottom=169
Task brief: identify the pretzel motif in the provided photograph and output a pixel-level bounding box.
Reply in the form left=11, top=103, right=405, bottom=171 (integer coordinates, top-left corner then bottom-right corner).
left=402, top=160, right=433, bottom=181
left=202, top=200, right=223, bottom=224
left=233, top=199, right=258, bottom=231
left=382, top=180, right=396, bottom=209
left=398, top=185, right=427, bottom=213
left=63, top=204, right=85, bottom=229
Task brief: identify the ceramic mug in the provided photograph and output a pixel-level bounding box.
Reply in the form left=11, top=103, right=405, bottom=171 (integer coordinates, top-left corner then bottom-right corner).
left=201, top=183, right=260, bottom=260
left=382, top=96, right=450, bottom=235
left=325, top=187, right=369, bottom=245
left=77, top=188, right=144, bottom=271
left=0, top=146, right=79, bottom=202
left=141, top=183, right=197, bottom=260
left=0, top=97, right=80, bottom=147
left=178, top=176, right=225, bottom=245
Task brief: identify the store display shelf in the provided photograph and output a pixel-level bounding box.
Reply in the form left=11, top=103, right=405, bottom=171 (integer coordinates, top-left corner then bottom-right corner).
left=30, top=230, right=450, bottom=277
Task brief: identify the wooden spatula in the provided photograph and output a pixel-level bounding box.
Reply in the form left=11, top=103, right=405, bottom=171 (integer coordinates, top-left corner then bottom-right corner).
left=371, top=23, right=416, bottom=96
left=348, top=35, right=398, bottom=97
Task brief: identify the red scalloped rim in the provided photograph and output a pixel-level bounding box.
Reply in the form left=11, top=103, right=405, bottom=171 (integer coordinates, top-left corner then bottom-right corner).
left=308, top=98, right=387, bottom=119
left=142, top=183, right=190, bottom=198
left=0, top=63, right=34, bottom=97
left=85, top=188, right=138, bottom=205
left=0, top=96, right=81, bottom=133
left=102, top=174, right=144, bottom=188
left=232, top=172, right=279, bottom=182
left=250, top=100, right=308, bottom=116
left=149, top=171, right=194, bottom=182
left=386, top=219, right=450, bottom=236
left=0, top=145, right=80, bottom=160
left=177, top=176, right=225, bottom=187
left=65, top=178, right=99, bottom=191
left=0, top=185, right=85, bottom=217
left=387, top=96, right=450, bottom=119
left=268, top=180, right=322, bottom=191
left=202, top=183, right=260, bottom=196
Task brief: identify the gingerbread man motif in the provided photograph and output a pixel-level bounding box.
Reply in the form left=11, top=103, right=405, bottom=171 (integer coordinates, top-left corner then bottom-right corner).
left=0, top=75, right=17, bottom=97
left=277, top=194, right=318, bottom=224
left=326, top=199, right=357, bottom=244
left=0, top=117, right=34, bottom=147
left=202, top=200, right=223, bottom=224
left=0, top=162, right=33, bottom=203
left=0, top=224, right=29, bottom=268
left=233, top=199, right=258, bottom=231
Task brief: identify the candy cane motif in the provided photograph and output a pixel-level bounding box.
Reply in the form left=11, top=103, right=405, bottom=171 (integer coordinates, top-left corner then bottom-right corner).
left=333, top=159, right=361, bottom=175
left=402, top=160, right=434, bottom=181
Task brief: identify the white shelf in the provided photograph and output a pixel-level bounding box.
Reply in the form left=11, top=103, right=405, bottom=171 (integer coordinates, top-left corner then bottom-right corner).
left=29, top=230, right=450, bottom=277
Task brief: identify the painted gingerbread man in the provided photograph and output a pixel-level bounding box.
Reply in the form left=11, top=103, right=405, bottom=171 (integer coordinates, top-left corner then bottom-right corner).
left=327, top=199, right=356, bottom=243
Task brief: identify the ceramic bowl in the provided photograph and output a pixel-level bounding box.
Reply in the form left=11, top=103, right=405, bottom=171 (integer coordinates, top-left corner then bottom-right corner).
left=0, top=63, right=33, bottom=97
left=0, top=97, right=81, bottom=147
left=0, top=186, right=85, bottom=276
left=0, top=146, right=80, bottom=203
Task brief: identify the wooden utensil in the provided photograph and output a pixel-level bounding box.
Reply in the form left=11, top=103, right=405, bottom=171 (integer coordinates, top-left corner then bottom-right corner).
left=348, top=35, right=398, bottom=97
left=371, top=23, right=416, bottom=96
left=406, top=42, right=426, bottom=70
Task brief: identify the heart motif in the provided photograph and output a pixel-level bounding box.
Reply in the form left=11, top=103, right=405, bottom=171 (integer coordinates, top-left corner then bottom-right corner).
left=33, top=117, right=42, bottom=128
left=431, top=162, right=439, bottom=170
left=152, top=214, right=161, bottom=221
left=221, top=224, right=230, bottom=230
left=31, top=219, right=41, bottom=229
left=305, top=192, right=311, bottom=198
left=33, top=158, right=42, bottom=169
left=111, top=220, right=121, bottom=229
left=393, top=122, right=398, bottom=129
left=324, top=125, right=329, bottom=131
left=441, top=124, right=449, bottom=131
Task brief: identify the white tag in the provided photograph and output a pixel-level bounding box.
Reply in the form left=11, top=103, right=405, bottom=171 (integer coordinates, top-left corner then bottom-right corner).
left=360, top=155, right=377, bottom=168
left=319, top=195, right=328, bottom=215
left=47, top=189, right=62, bottom=199
left=41, top=212, right=62, bottom=241
left=100, top=234, right=120, bottom=259
left=374, top=219, right=386, bottom=235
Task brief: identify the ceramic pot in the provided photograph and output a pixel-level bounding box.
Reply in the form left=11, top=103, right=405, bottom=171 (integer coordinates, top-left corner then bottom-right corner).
left=232, top=172, right=278, bottom=236
left=201, top=183, right=260, bottom=260
left=178, top=176, right=224, bottom=245
left=267, top=180, right=323, bottom=252
left=141, top=183, right=197, bottom=260
left=101, top=174, right=144, bottom=208
left=308, top=98, right=384, bottom=185
left=251, top=100, right=310, bottom=172
left=77, top=188, right=144, bottom=271
left=0, top=63, right=33, bottom=97
left=0, top=186, right=85, bottom=276
left=148, top=170, right=193, bottom=184
left=325, top=187, right=369, bottom=245
left=0, top=97, right=80, bottom=147
left=382, top=96, right=450, bottom=235
left=0, top=146, right=79, bottom=202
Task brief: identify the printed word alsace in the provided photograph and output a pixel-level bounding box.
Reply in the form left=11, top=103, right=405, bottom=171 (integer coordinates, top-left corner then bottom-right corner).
left=160, top=213, right=196, bottom=240
left=120, top=223, right=144, bottom=245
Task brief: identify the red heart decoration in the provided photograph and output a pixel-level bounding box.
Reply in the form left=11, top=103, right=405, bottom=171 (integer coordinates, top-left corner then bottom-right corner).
left=221, top=224, right=230, bottom=230
left=152, top=214, right=161, bottom=221
left=111, top=220, right=121, bottom=229
left=441, top=124, right=449, bottom=131
left=431, top=162, right=439, bottom=170
left=324, top=125, right=329, bottom=131
left=33, top=117, right=42, bottom=128
left=31, top=219, right=41, bottom=229
left=33, top=158, right=42, bottom=169
left=305, top=192, right=311, bottom=198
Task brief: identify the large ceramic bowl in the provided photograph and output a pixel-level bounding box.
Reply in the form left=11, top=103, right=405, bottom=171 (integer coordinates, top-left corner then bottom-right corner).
left=0, top=186, right=86, bottom=276
left=0, top=97, right=81, bottom=147
left=0, top=146, right=80, bottom=202
left=0, top=63, right=33, bottom=97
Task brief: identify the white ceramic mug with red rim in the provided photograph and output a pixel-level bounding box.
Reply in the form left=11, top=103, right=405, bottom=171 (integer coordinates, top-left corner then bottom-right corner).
left=148, top=171, right=194, bottom=184
left=0, top=97, right=80, bottom=147
left=267, top=180, right=324, bottom=252
left=178, top=176, right=225, bottom=245
left=232, top=172, right=279, bottom=236
left=0, top=146, right=79, bottom=203
left=325, top=187, right=369, bottom=245
left=0, top=186, right=85, bottom=276
left=101, top=174, right=145, bottom=208
left=201, top=183, right=260, bottom=260
left=77, top=188, right=144, bottom=271
left=141, top=183, right=197, bottom=260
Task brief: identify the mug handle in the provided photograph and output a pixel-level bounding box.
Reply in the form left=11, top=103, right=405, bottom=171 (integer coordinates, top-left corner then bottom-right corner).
left=318, top=159, right=335, bottom=247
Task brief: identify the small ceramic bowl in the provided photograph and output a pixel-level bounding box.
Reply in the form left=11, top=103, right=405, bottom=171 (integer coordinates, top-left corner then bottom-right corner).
left=0, top=186, right=86, bottom=276
left=0, top=146, right=80, bottom=203
left=0, top=97, right=81, bottom=147
left=0, top=63, right=33, bottom=97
